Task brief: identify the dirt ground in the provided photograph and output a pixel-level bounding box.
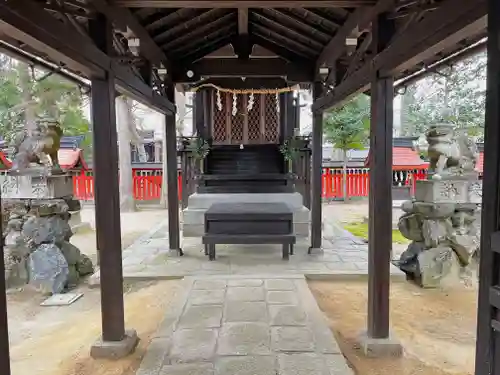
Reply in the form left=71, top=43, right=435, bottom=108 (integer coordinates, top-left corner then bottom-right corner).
left=9, top=280, right=182, bottom=375
left=309, top=280, right=477, bottom=375
left=7, top=206, right=171, bottom=375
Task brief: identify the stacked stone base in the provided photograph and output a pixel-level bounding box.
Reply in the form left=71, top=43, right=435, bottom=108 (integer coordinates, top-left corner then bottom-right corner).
left=2, top=174, right=94, bottom=294
left=394, top=179, right=481, bottom=288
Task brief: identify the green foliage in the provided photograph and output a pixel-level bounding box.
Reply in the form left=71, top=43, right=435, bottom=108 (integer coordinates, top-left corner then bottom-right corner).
left=279, top=136, right=308, bottom=161
left=400, top=51, right=486, bottom=137
left=186, top=136, right=210, bottom=160
left=323, top=94, right=370, bottom=151
left=0, top=56, right=90, bottom=148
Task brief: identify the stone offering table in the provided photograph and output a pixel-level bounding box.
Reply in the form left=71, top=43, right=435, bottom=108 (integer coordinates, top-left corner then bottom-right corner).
left=203, top=202, right=296, bottom=261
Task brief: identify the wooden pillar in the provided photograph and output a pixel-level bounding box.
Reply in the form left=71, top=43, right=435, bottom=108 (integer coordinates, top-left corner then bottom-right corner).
left=204, top=89, right=213, bottom=140
left=475, top=1, right=500, bottom=374
left=279, top=93, right=286, bottom=142
left=88, top=14, right=130, bottom=348
left=193, top=90, right=204, bottom=137
left=165, top=84, right=182, bottom=255
left=285, top=92, right=294, bottom=138
left=309, top=82, right=323, bottom=251
left=366, top=13, right=395, bottom=343
left=0, top=198, right=10, bottom=374
left=294, top=93, right=301, bottom=132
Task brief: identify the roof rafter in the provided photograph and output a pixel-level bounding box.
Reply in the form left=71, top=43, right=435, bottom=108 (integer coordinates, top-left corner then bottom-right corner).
left=250, top=34, right=311, bottom=62
left=266, top=9, right=332, bottom=43
left=251, top=11, right=324, bottom=51
left=0, top=0, right=175, bottom=113
left=90, top=0, right=171, bottom=69
left=315, top=0, right=397, bottom=70
left=152, top=8, right=229, bottom=45
left=313, top=0, right=487, bottom=112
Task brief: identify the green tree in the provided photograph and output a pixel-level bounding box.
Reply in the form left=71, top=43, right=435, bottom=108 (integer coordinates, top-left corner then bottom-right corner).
left=400, top=51, right=486, bottom=137
left=0, top=57, right=91, bottom=153
left=324, top=94, right=370, bottom=201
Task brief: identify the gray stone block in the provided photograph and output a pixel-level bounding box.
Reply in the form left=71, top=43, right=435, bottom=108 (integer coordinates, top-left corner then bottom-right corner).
left=178, top=305, right=223, bottom=328
left=215, top=356, right=277, bottom=375
left=272, top=327, right=315, bottom=352
left=228, top=279, right=264, bottom=287
left=136, top=337, right=171, bottom=375
left=278, top=353, right=327, bottom=375
left=267, top=291, right=299, bottom=305
left=193, top=279, right=226, bottom=290
left=169, top=329, right=218, bottom=364
left=217, top=323, right=271, bottom=356
left=159, top=363, right=214, bottom=375
left=226, top=287, right=265, bottom=302
left=269, top=305, right=307, bottom=326
left=190, top=290, right=225, bottom=305
left=324, top=355, right=354, bottom=375
left=225, top=301, right=268, bottom=323
left=357, top=331, right=403, bottom=358
left=90, top=329, right=139, bottom=359
left=265, top=279, right=295, bottom=291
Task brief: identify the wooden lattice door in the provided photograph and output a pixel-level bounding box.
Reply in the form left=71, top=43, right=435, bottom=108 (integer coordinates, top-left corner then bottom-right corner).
left=211, top=91, right=280, bottom=145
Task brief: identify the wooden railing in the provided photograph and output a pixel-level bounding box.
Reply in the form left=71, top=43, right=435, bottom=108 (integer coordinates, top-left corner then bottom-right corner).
left=71, top=167, right=427, bottom=202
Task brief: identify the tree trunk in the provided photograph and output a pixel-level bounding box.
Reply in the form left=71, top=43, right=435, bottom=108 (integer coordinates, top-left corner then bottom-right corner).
left=342, top=149, right=348, bottom=202
left=116, top=96, right=136, bottom=212
left=19, top=63, right=36, bottom=134
left=175, top=87, right=186, bottom=137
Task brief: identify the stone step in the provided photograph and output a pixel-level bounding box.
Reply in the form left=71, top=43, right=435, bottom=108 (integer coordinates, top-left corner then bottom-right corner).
left=182, top=222, right=310, bottom=238
left=182, top=206, right=310, bottom=226
left=187, top=192, right=305, bottom=209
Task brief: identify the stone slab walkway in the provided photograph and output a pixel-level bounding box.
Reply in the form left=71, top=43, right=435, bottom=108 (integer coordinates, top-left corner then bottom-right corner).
left=136, top=276, right=353, bottom=375
left=89, top=215, right=404, bottom=284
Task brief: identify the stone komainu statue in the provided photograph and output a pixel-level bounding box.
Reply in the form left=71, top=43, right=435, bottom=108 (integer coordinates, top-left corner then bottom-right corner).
left=11, top=120, right=63, bottom=172
left=426, top=124, right=478, bottom=180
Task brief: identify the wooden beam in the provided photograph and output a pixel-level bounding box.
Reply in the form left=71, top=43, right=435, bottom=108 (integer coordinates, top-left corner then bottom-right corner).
left=172, top=58, right=314, bottom=82
left=316, top=0, right=396, bottom=70
left=0, top=0, right=175, bottom=114
left=91, top=0, right=171, bottom=69
left=312, top=0, right=487, bottom=112
left=238, top=8, right=249, bottom=34
left=190, top=77, right=290, bottom=89
left=114, top=1, right=377, bottom=7
left=475, top=0, right=500, bottom=374
left=377, top=0, right=487, bottom=76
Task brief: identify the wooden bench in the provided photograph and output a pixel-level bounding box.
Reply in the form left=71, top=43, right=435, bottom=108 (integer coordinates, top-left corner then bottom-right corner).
left=202, top=202, right=296, bottom=261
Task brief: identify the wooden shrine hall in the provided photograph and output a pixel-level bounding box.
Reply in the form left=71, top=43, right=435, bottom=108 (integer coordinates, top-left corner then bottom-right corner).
left=0, top=1, right=498, bottom=374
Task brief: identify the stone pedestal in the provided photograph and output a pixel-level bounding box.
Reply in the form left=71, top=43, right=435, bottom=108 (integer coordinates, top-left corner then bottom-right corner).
left=1, top=173, right=94, bottom=293
left=393, top=179, right=481, bottom=288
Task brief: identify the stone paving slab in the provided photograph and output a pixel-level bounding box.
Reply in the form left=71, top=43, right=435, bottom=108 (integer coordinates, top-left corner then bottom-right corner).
left=135, top=276, right=353, bottom=375
left=89, top=214, right=405, bottom=286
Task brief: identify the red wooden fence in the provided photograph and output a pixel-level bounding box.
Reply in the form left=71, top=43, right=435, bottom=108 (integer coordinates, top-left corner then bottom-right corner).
left=72, top=168, right=427, bottom=201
